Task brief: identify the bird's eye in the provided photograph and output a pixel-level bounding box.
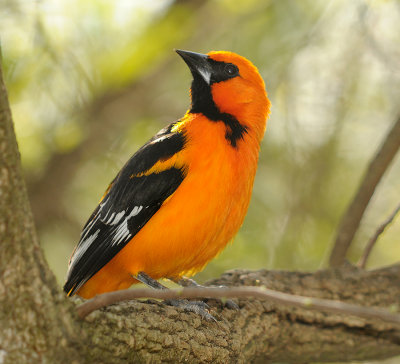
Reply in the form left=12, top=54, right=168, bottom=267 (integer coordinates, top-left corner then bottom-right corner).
left=224, top=64, right=239, bottom=77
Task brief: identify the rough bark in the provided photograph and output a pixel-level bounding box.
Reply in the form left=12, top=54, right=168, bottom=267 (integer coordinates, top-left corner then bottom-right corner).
left=79, top=265, right=400, bottom=364
left=0, top=55, right=83, bottom=364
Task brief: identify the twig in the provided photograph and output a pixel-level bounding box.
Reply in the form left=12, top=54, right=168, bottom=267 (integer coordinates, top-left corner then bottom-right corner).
left=329, top=116, right=400, bottom=267
left=357, top=203, right=400, bottom=269
left=75, top=286, right=400, bottom=326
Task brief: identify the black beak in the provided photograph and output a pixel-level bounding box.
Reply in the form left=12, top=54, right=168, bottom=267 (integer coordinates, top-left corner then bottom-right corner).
left=176, top=49, right=212, bottom=85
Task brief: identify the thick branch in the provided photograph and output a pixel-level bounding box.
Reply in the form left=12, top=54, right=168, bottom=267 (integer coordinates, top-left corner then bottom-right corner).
left=76, top=287, right=400, bottom=326
left=330, top=116, right=400, bottom=267
left=80, top=265, right=400, bottom=364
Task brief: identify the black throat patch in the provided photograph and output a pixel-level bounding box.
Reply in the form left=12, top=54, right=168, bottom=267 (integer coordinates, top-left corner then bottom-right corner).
left=189, top=73, right=248, bottom=148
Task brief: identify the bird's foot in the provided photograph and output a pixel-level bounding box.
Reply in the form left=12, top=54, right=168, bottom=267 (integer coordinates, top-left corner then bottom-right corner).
left=174, top=277, right=239, bottom=310
left=165, top=298, right=216, bottom=322
left=134, top=272, right=217, bottom=321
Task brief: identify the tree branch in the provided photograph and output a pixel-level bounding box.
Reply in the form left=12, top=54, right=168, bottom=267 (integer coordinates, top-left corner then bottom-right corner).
left=357, top=202, right=400, bottom=269
left=76, top=286, right=400, bottom=326
left=79, top=265, right=400, bottom=364
left=329, top=115, right=400, bottom=267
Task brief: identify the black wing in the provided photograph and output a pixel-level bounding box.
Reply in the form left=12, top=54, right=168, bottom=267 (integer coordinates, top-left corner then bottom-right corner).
left=64, top=123, right=186, bottom=295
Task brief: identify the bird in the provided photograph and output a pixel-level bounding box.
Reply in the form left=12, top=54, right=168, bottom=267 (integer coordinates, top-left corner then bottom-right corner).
left=64, top=49, right=270, bottom=302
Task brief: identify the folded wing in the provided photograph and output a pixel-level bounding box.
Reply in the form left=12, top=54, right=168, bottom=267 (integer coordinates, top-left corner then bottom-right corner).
left=64, top=123, right=186, bottom=295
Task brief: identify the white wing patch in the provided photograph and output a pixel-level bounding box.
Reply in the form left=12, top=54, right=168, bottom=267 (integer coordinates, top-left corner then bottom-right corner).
left=70, top=204, right=144, bottom=270
left=80, top=196, right=110, bottom=240
left=112, top=206, right=143, bottom=246
left=69, top=229, right=100, bottom=269
left=80, top=213, right=100, bottom=241
left=102, top=210, right=126, bottom=225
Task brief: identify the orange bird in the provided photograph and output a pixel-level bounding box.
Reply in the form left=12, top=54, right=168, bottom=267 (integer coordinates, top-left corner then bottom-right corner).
left=64, top=50, right=270, bottom=299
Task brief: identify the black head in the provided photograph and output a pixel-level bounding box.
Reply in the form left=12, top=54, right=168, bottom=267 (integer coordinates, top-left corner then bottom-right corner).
left=176, top=49, right=239, bottom=86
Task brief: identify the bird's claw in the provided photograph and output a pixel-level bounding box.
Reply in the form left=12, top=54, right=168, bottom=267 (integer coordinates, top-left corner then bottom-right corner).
left=224, top=299, right=239, bottom=310
left=206, top=284, right=239, bottom=310
left=203, top=297, right=239, bottom=310
left=174, top=278, right=239, bottom=310
left=165, top=299, right=216, bottom=322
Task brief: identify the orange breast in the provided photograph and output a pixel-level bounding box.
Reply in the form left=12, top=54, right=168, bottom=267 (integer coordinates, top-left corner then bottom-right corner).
left=77, top=114, right=260, bottom=298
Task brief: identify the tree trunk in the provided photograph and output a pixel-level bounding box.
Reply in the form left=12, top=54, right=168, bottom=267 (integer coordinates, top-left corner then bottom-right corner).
left=0, top=57, right=83, bottom=364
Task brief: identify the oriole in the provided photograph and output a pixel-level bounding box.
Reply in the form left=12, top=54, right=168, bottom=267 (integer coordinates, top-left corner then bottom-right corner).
left=64, top=50, right=270, bottom=299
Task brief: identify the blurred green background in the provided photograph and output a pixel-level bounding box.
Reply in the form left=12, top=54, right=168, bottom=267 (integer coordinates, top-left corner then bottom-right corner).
left=1, top=0, right=399, bottom=299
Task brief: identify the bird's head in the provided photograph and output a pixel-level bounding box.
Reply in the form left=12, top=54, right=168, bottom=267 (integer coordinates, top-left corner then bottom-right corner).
left=176, top=50, right=270, bottom=142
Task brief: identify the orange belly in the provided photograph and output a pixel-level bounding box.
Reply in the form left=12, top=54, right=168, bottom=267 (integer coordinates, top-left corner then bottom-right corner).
left=77, top=117, right=259, bottom=299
